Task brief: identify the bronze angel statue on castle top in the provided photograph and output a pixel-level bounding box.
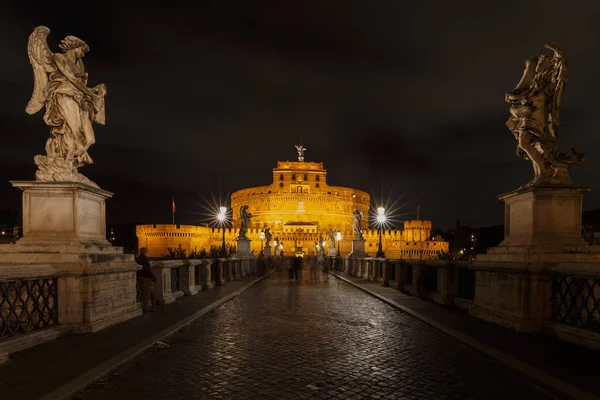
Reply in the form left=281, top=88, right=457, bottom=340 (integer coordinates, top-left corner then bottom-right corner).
left=505, top=43, right=583, bottom=187
left=26, top=26, right=107, bottom=187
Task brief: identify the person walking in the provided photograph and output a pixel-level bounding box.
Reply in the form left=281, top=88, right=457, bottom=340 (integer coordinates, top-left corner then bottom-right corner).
left=291, top=255, right=302, bottom=281
left=309, top=255, right=319, bottom=282
left=135, top=247, right=157, bottom=312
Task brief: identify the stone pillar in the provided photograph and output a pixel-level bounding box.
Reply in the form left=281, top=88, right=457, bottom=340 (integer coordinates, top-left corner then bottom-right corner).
left=328, top=245, right=337, bottom=257
left=347, top=239, right=367, bottom=259
left=380, top=259, right=390, bottom=287
left=11, top=181, right=111, bottom=246
left=478, top=185, right=600, bottom=263
left=264, top=246, right=272, bottom=256
left=180, top=261, right=198, bottom=296
left=0, top=181, right=141, bottom=335
left=234, top=239, right=252, bottom=257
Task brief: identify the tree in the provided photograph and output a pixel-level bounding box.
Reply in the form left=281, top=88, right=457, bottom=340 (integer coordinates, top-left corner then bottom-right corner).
left=162, top=244, right=187, bottom=259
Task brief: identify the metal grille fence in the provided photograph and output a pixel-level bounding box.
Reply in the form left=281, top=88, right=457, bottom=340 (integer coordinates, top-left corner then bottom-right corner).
left=552, top=275, right=600, bottom=333
left=1, top=278, right=59, bottom=340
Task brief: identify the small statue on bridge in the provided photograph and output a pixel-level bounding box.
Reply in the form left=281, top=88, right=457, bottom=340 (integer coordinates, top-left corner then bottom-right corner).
left=505, top=43, right=583, bottom=187
left=264, top=228, right=272, bottom=247
left=238, top=205, right=253, bottom=240
left=352, top=209, right=364, bottom=240
left=328, top=229, right=336, bottom=248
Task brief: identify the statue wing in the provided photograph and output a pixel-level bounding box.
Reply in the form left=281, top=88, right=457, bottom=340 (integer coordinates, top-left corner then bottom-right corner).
left=26, top=26, right=55, bottom=115
left=545, top=43, right=568, bottom=137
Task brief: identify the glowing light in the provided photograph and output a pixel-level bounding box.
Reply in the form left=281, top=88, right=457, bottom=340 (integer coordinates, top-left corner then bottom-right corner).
left=336, top=231, right=342, bottom=241
left=376, top=206, right=386, bottom=224
left=322, top=240, right=326, bottom=247
left=260, top=231, right=265, bottom=240
left=217, top=206, right=227, bottom=223
left=274, top=240, right=278, bottom=246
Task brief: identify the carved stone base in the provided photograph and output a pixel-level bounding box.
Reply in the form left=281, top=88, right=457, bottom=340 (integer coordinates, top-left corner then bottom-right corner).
left=347, top=239, right=367, bottom=259
left=477, top=185, right=598, bottom=262
left=234, top=239, right=252, bottom=257
left=11, top=181, right=112, bottom=246
left=263, top=246, right=272, bottom=256
left=328, top=245, right=337, bottom=257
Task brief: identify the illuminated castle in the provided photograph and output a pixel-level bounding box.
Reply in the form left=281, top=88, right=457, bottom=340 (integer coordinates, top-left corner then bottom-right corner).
left=136, top=147, right=448, bottom=258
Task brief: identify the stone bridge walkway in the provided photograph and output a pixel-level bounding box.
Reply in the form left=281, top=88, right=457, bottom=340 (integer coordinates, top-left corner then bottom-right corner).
left=73, top=268, right=568, bottom=400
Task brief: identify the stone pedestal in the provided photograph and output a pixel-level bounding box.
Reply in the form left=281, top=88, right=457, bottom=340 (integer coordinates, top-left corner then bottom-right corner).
left=473, top=184, right=600, bottom=333
left=477, top=185, right=600, bottom=263
left=347, top=239, right=367, bottom=259
left=263, top=245, right=272, bottom=256
left=234, top=238, right=252, bottom=257
left=468, top=265, right=552, bottom=332
left=11, top=181, right=112, bottom=246
left=328, top=245, right=337, bottom=257
left=0, top=182, right=141, bottom=361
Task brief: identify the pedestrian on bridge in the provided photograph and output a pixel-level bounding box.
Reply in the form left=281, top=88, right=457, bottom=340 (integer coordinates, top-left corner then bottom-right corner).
left=135, top=248, right=157, bottom=312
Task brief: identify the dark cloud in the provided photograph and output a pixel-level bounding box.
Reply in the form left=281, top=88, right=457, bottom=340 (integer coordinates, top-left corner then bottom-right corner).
left=1, top=0, right=600, bottom=229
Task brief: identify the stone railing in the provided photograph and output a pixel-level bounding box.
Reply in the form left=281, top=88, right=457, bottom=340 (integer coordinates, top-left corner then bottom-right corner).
left=335, top=256, right=600, bottom=350
left=0, top=255, right=266, bottom=363
left=149, top=257, right=260, bottom=304
left=0, top=260, right=139, bottom=363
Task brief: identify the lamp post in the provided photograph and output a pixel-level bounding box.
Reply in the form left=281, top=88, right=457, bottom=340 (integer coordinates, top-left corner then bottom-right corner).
left=259, top=231, right=265, bottom=256
left=217, top=206, right=227, bottom=258
left=280, top=243, right=284, bottom=257
left=376, top=206, right=386, bottom=258
left=274, top=239, right=278, bottom=256
left=336, top=231, right=342, bottom=257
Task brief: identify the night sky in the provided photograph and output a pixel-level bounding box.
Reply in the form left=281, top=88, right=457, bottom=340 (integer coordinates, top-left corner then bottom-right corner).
left=1, top=1, right=600, bottom=230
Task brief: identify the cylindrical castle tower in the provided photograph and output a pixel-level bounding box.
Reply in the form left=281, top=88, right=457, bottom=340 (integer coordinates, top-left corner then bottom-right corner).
left=230, top=160, right=369, bottom=253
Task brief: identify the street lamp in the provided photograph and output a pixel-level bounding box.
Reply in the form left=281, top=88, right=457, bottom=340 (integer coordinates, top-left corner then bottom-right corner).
left=336, top=231, right=342, bottom=257
left=259, top=230, right=265, bottom=256
left=376, top=206, right=386, bottom=258
left=217, top=206, right=227, bottom=258
left=280, top=243, right=284, bottom=257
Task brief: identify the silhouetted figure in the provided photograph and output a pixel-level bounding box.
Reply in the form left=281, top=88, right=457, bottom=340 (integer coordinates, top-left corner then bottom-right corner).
left=290, top=256, right=301, bottom=281
left=135, top=247, right=156, bottom=312
left=309, top=256, right=319, bottom=282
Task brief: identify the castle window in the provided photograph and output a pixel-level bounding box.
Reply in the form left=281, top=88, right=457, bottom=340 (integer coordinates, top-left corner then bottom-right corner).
left=316, top=183, right=320, bottom=188
left=316, top=175, right=320, bottom=181
left=280, top=174, right=283, bottom=180
left=297, top=186, right=302, bottom=193
left=304, top=174, right=308, bottom=180
left=292, top=174, right=296, bottom=180
left=279, top=182, right=283, bottom=188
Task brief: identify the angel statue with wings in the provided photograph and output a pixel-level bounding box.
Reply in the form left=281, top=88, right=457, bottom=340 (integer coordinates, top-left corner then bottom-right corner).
left=264, top=227, right=272, bottom=247
left=294, top=144, right=306, bottom=161
left=328, top=229, right=336, bottom=248
left=238, top=205, right=253, bottom=240
left=352, top=209, right=363, bottom=240
left=505, top=43, right=583, bottom=187
left=26, top=26, right=107, bottom=187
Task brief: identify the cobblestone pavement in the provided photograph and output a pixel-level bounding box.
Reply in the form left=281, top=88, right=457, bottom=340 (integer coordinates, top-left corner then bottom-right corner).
left=75, top=267, right=565, bottom=400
